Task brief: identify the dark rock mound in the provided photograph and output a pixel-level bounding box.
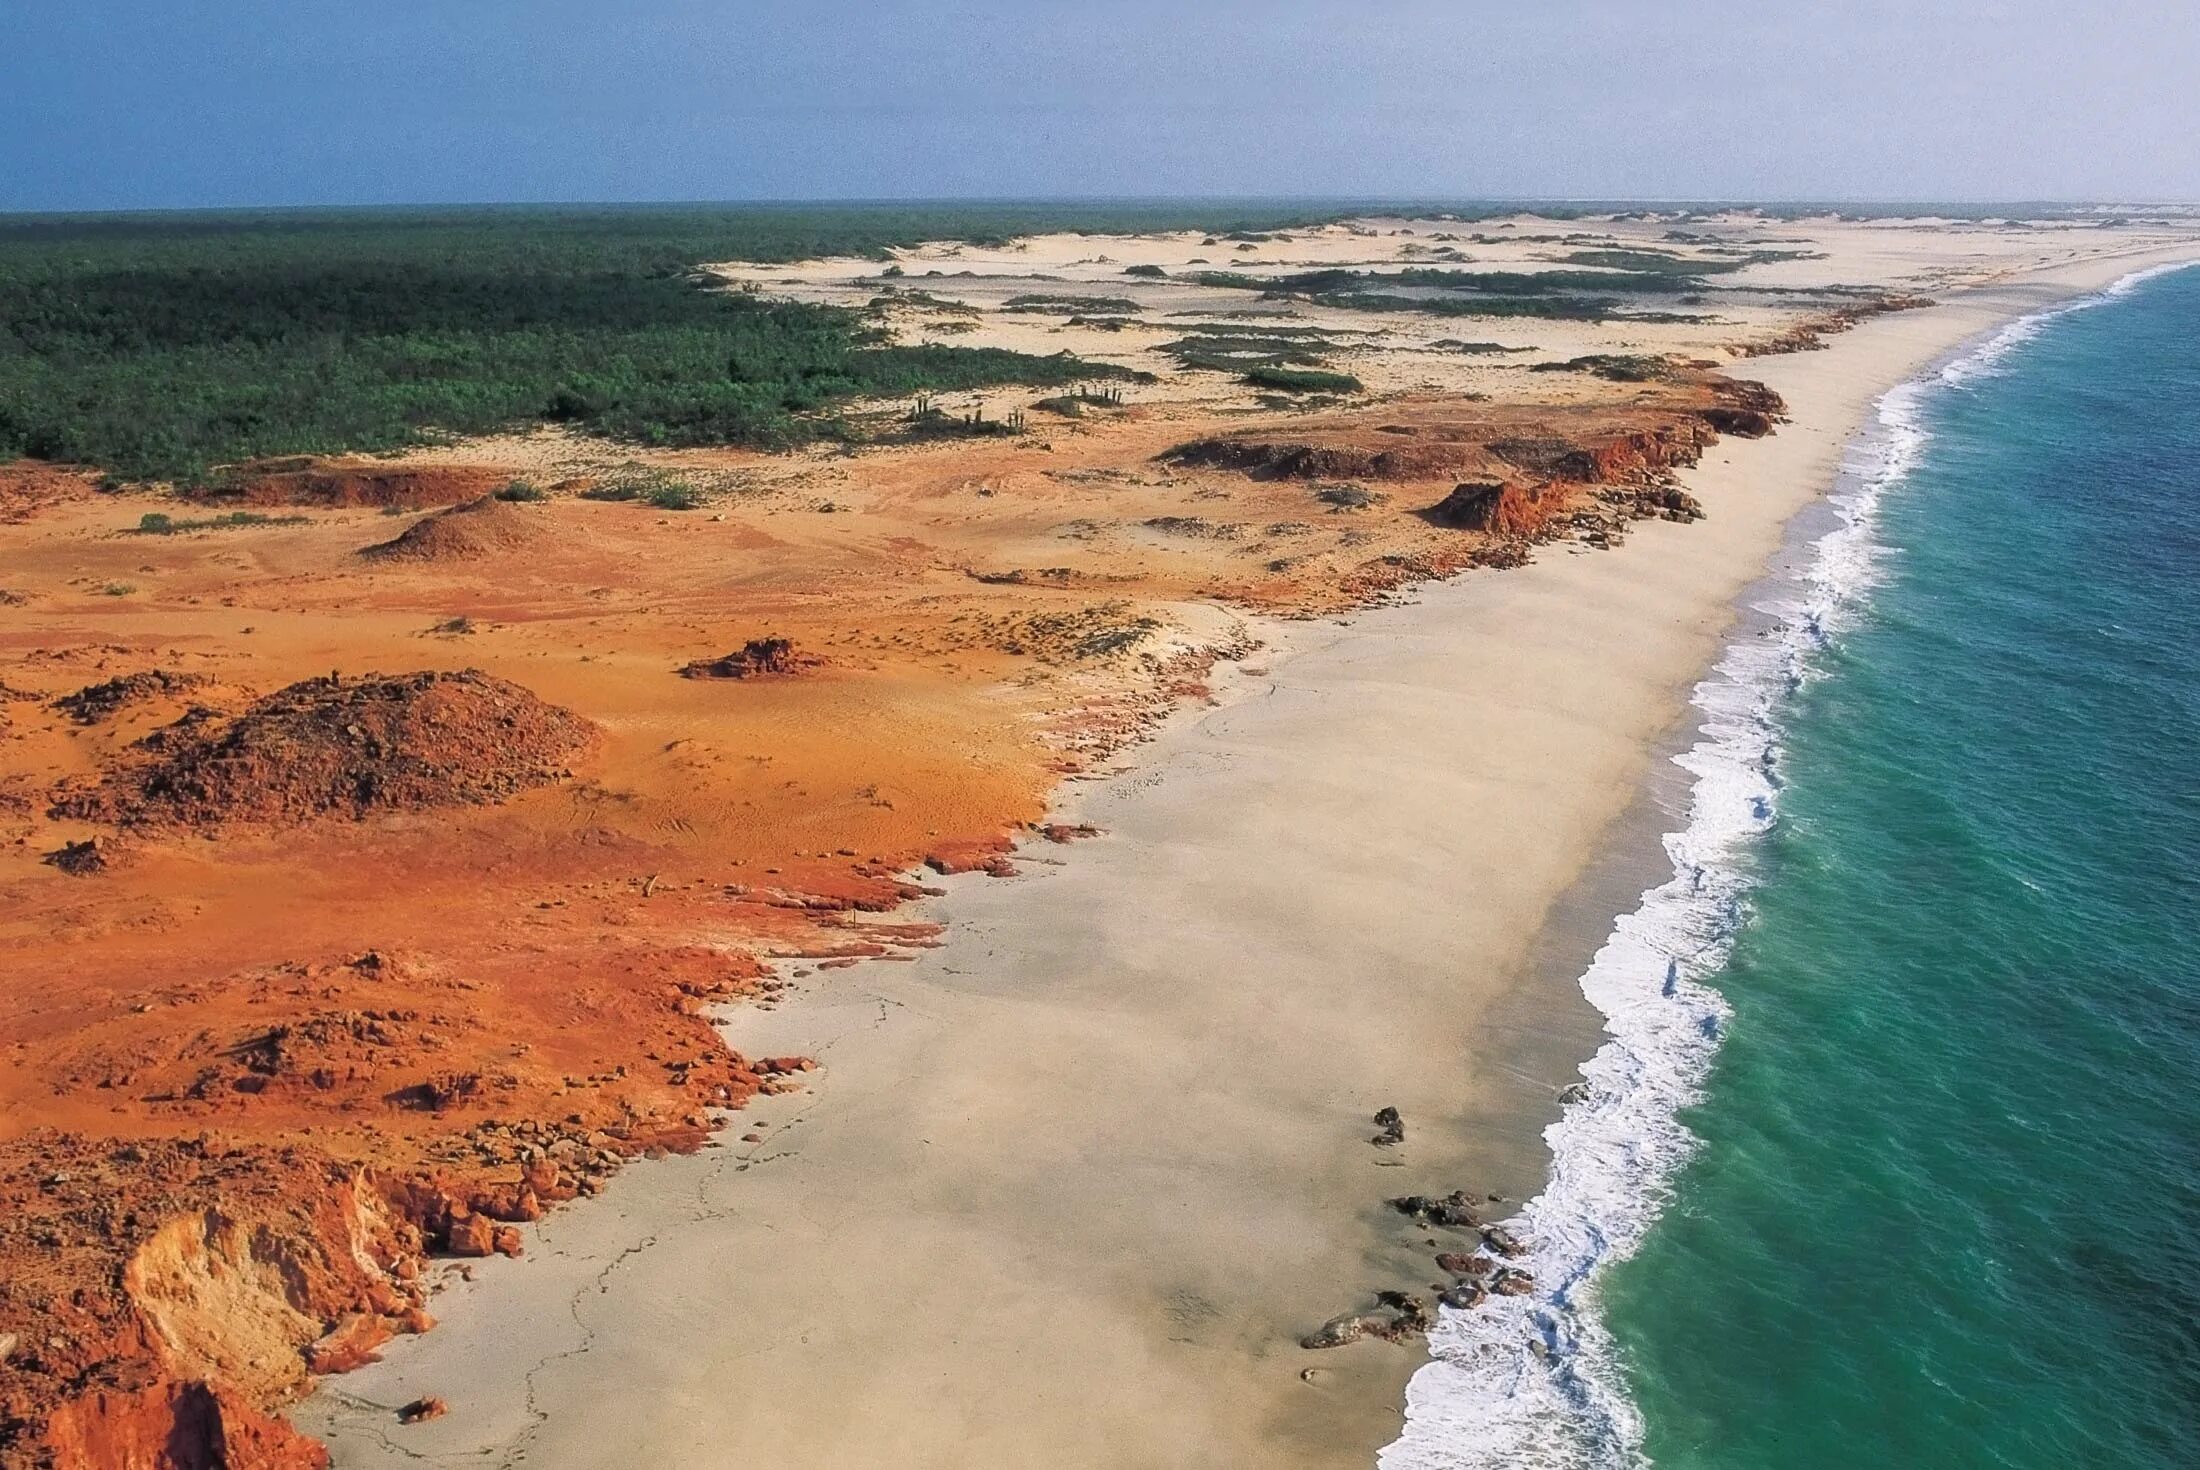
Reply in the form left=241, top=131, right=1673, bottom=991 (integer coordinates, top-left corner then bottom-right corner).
left=54, top=670, right=210, bottom=725
left=44, top=837, right=115, bottom=876
left=115, top=670, right=593, bottom=828
left=360, top=496, right=548, bottom=563
left=1700, top=406, right=1775, bottom=437
left=679, top=638, right=822, bottom=681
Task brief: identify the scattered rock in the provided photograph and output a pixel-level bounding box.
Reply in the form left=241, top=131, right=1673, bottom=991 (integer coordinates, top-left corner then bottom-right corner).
left=445, top=1212, right=495, bottom=1258
left=1491, top=1267, right=1536, bottom=1296
left=1479, top=1224, right=1528, bottom=1258
left=43, top=837, right=113, bottom=876
left=1300, top=1314, right=1377, bottom=1350
left=1301, top=1291, right=1434, bottom=1349
left=53, top=670, right=209, bottom=725
left=1438, top=1280, right=1489, bottom=1310
left=1370, top=1105, right=1404, bottom=1147
left=1313, top=484, right=1385, bottom=512
left=1372, top=1290, right=1434, bottom=1340
left=1390, top=1190, right=1481, bottom=1229
left=398, top=1396, right=448, bottom=1425
left=304, top=1314, right=393, bottom=1374
left=1141, top=515, right=1241, bottom=540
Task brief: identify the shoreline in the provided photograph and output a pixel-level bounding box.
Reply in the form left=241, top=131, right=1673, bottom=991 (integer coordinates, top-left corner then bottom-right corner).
left=1383, top=248, right=2200, bottom=1468
left=296, top=242, right=2200, bottom=1468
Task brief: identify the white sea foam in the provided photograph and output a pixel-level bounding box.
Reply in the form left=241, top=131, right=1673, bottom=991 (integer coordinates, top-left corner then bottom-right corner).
left=1377, top=260, right=2196, bottom=1470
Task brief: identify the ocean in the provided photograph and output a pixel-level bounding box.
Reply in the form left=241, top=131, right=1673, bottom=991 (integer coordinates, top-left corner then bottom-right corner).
left=1383, top=261, right=2200, bottom=1468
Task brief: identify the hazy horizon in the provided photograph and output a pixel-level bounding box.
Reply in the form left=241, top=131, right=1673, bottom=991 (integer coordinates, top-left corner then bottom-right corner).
left=4, top=1, right=2198, bottom=212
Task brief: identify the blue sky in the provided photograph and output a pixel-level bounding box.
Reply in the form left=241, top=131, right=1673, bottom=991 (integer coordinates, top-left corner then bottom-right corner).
left=3, top=1, right=2195, bottom=211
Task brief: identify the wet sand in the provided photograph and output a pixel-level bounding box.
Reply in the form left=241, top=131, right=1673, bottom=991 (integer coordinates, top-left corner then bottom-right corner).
left=298, top=242, right=2200, bottom=1468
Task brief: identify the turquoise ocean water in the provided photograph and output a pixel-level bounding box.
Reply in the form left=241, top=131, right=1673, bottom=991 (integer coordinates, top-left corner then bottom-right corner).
left=1384, top=261, right=2200, bottom=1468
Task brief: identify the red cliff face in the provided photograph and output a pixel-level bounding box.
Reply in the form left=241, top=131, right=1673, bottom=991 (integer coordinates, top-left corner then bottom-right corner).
left=39, top=1380, right=328, bottom=1470
left=1160, top=370, right=1781, bottom=497
left=188, top=460, right=508, bottom=510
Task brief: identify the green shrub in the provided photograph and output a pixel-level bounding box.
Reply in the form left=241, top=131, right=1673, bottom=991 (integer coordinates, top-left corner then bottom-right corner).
left=1529, top=354, right=1676, bottom=382
left=494, top=479, right=548, bottom=501
left=1241, top=365, right=1363, bottom=393
left=1002, top=294, right=1143, bottom=314
left=131, top=509, right=306, bottom=534
left=646, top=481, right=705, bottom=510
left=1123, top=264, right=1167, bottom=278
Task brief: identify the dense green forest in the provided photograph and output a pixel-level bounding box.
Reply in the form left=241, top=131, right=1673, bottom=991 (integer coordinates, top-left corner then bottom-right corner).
left=0, top=203, right=1333, bottom=481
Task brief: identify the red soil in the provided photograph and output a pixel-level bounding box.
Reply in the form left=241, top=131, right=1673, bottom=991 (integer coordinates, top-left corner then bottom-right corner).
left=0, top=365, right=1788, bottom=1462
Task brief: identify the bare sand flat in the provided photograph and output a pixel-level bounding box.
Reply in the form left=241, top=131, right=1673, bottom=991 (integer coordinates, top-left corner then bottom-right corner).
left=293, top=241, right=2200, bottom=1467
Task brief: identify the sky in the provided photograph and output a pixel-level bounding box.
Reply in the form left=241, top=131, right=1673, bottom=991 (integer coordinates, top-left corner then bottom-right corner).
left=3, top=0, right=2197, bottom=212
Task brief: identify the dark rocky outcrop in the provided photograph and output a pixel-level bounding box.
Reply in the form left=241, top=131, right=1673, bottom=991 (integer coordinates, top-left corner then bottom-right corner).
left=1391, top=1191, right=1483, bottom=1229
left=679, top=638, right=821, bottom=681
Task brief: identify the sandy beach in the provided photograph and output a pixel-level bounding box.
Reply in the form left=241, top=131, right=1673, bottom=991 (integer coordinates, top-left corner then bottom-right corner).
left=279, top=238, right=2200, bottom=1467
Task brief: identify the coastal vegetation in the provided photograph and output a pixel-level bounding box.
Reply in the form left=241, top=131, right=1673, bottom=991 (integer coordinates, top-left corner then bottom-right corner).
left=0, top=205, right=1319, bottom=482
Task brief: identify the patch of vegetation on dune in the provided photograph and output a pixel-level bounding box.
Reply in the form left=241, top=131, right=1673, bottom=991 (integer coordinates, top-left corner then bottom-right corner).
left=1529, top=353, right=1680, bottom=382
left=1561, top=246, right=1824, bottom=274
left=1001, top=294, right=1144, bottom=314
left=1162, top=334, right=1342, bottom=373
left=1557, top=248, right=1741, bottom=276
left=1203, top=266, right=1712, bottom=299
left=1240, top=365, right=1363, bottom=393
left=1324, top=293, right=1633, bottom=321
left=577, top=468, right=709, bottom=510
